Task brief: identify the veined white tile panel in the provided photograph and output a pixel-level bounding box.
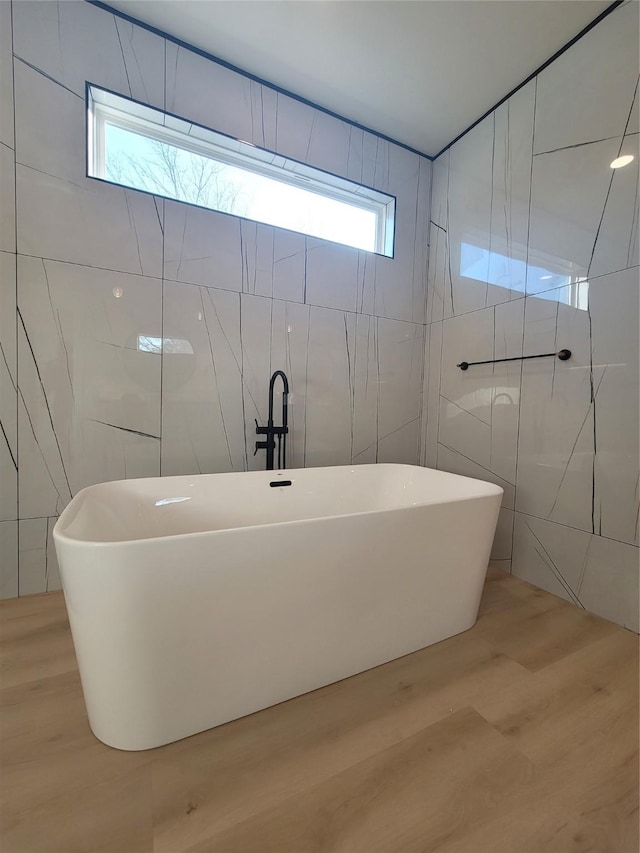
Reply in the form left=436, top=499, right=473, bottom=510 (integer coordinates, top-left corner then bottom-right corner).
left=375, top=242, right=429, bottom=326
left=516, top=286, right=594, bottom=532
left=18, top=517, right=61, bottom=597
left=513, top=513, right=639, bottom=632
left=0, top=520, right=18, bottom=599
left=373, top=154, right=429, bottom=324
left=355, top=248, right=376, bottom=317
left=165, top=42, right=255, bottom=147
left=16, top=389, right=70, bottom=522
left=241, top=293, right=294, bottom=472
left=418, top=353, right=427, bottom=468
left=351, top=314, right=379, bottom=465
left=350, top=316, right=424, bottom=466
left=486, top=82, right=535, bottom=303
left=442, top=108, right=533, bottom=319
left=162, top=287, right=318, bottom=477
left=589, top=127, right=639, bottom=279
left=579, top=534, right=639, bottom=633
left=369, top=136, right=392, bottom=195
left=247, top=80, right=279, bottom=152
left=513, top=512, right=591, bottom=606
left=447, top=115, right=494, bottom=316
left=272, top=99, right=370, bottom=188
left=533, top=0, right=639, bottom=155
left=0, top=251, right=17, bottom=523
left=304, top=241, right=359, bottom=313
left=437, top=444, right=515, bottom=510
left=527, top=137, right=621, bottom=291
left=17, top=166, right=163, bottom=277
left=344, top=125, right=367, bottom=186
left=0, top=0, right=13, bottom=149
left=17, top=257, right=161, bottom=518
left=377, top=419, right=421, bottom=466
left=630, top=69, right=639, bottom=132
left=46, top=518, right=62, bottom=592
left=163, top=201, right=242, bottom=292
left=304, top=306, right=356, bottom=469
left=0, top=143, right=15, bottom=254
left=438, top=394, right=492, bottom=472
left=429, top=150, right=449, bottom=231
left=238, top=221, right=277, bottom=298
left=590, top=267, right=639, bottom=545
left=301, top=107, right=353, bottom=179
left=12, top=0, right=164, bottom=107
left=490, top=508, right=514, bottom=562
left=272, top=230, right=306, bottom=305
left=440, top=308, right=494, bottom=429
left=13, top=58, right=85, bottom=184
left=0, top=424, right=17, bottom=525
left=440, top=301, right=524, bottom=427
left=489, top=299, right=525, bottom=487
left=376, top=317, right=424, bottom=463
left=426, top=221, right=447, bottom=324
left=270, top=93, right=318, bottom=168
left=0, top=252, right=16, bottom=415
left=388, top=140, right=425, bottom=195
left=160, top=282, right=246, bottom=476
left=422, top=321, right=442, bottom=469
left=240, top=294, right=314, bottom=471
left=438, top=299, right=523, bottom=501
left=264, top=298, right=312, bottom=470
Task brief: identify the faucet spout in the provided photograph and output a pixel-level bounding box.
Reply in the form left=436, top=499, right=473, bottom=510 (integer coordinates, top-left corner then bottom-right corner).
left=255, top=370, right=290, bottom=471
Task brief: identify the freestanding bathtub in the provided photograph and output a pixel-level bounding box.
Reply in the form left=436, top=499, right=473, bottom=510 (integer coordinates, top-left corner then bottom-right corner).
left=53, top=464, right=502, bottom=751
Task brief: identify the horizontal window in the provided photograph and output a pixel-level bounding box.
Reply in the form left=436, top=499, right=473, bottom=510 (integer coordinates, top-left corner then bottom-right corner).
left=87, top=85, right=395, bottom=256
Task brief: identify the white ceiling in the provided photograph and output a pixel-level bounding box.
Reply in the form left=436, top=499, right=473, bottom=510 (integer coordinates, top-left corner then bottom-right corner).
left=107, top=0, right=614, bottom=157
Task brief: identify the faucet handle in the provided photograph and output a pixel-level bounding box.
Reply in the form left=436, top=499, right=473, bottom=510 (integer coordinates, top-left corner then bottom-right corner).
left=255, top=418, right=269, bottom=435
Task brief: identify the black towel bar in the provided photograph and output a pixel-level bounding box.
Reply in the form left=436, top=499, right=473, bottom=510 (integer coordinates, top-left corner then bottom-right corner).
left=457, top=349, right=571, bottom=370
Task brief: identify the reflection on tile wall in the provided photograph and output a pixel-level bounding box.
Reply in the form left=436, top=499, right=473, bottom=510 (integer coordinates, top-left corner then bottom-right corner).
left=0, top=0, right=430, bottom=597
left=423, top=0, right=639, bottom=631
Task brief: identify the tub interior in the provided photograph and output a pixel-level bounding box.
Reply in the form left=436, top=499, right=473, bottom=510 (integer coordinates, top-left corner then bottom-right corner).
left=55, top=464, right=503, bottom=543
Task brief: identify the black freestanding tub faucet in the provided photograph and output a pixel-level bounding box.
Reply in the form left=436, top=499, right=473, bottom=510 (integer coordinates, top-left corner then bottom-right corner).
left=255, top=370, right=289, bottom=470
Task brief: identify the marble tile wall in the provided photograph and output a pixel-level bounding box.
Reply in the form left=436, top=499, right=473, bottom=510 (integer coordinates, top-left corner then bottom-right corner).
left=0, top=0, right=18, bottom=598
left=423, top=0, right=639, bottom=631
left=0, top=0, right=430, bottom=597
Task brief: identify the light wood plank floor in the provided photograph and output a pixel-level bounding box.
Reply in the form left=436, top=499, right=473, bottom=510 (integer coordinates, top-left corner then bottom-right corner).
left=1, top=567, right=638, bottom=853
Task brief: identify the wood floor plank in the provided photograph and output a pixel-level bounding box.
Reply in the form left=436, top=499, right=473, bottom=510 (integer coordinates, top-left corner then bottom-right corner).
left=0, top=591, right=76, bottom=689
left=0, top=669, right=149, bottom=815
left=473, top=630, right=639, bottom=767
left=0, top=570, right=637, bottom=853
left=473, top=591, right=618, bottom=671
left=183, top=707, right=535, bottom=853
left=151, top=633, right=529, bottom=853
left=1, top=763, right=153, bottom=853
left=480, top=564, right=561, bottom=615
left=435, top=694, right=639, bottom=853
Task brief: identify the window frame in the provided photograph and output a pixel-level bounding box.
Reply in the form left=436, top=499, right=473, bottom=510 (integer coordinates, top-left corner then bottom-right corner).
left=87, top=83, right=396, bottom=257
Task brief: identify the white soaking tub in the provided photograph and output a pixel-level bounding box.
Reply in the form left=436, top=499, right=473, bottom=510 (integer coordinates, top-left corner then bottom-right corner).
left=53, top=464, right=502, bottom=751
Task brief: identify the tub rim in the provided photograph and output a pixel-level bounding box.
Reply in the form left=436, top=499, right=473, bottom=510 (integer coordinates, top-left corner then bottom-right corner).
left=52, top=463, right=505, bottom=548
